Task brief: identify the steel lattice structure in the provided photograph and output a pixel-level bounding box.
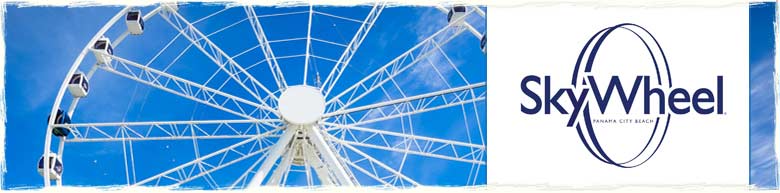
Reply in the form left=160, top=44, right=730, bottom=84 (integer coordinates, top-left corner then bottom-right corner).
left=42, top=3, right=486, bottom=189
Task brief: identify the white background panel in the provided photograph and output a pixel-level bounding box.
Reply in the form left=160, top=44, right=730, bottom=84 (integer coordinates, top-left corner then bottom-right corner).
left=487, top=5, right=748, bottom=185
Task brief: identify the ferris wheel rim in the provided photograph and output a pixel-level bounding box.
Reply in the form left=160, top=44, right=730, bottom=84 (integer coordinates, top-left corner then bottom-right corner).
left=42, top=6, right=133, bottom=187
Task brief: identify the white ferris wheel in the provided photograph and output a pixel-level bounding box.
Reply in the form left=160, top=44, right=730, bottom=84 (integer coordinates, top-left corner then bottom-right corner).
left=40, top=3, right=486, bottom=189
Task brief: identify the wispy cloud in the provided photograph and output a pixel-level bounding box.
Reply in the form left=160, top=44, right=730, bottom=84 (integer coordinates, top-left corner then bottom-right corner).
left=750, top=55, right=778, bottom=188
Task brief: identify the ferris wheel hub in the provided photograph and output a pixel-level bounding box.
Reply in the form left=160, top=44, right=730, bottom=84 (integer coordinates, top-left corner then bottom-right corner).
left=278, top=85, right=326, bottom=125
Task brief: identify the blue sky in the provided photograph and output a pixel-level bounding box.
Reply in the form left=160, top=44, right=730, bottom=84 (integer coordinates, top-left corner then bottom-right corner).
left=3, top=4, right=487, bottom=189
left=750, top=2, right=777, bottom=189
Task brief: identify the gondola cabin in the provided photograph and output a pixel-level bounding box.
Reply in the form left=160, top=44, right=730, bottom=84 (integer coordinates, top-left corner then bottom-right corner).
left=126, top=10, right=144, bottom=35
left=447, top=6, right=466, bottom=26
left=47, top=109, right=72, bottom=137
left=67, top=72, right=89, bottom=98
left=480, top=35, right=487, bottom=53
left=37, top=152, right=63, bottom=180
left=91, top=37, right=113, bottom=64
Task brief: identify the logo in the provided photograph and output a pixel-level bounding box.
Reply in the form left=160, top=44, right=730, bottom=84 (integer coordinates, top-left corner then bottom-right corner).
left=520, top=23, right=724, bottom=168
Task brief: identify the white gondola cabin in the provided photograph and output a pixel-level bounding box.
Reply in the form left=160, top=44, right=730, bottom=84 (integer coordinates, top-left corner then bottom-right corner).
left=48, top=109, right=72, bottom=137
left=126, top=10, right=145, bottom=35
left=91, top=37, right=113, bottom=64
left=447, top=6, right=466, bottom=26
left=67, top=72, right=89, bottom=98
left=480, top=35, right=487, bottom=53
left=37, top=152, right=63, bottom=180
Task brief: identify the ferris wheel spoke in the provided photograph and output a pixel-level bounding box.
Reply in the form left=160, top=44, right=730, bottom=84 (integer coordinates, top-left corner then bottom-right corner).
left=227, top=151, right=265, bottom=189
left=265, top=139, right=300, bottom=185
left=302, top=5, right=314, bottom=86
left=332, top=139, right=420, bottom=187
left=323, top=82, right=485, bottom=127
left=300, top=139, right=338, bottom=186
left=159, top=6, right=278, bottom=104
left=325, top=97, right=380, bottom=127
left=470, top=6, right=486, bottom=18
left=324, top=82, right=485, bottom=119
left=321, top=2, right=385, bottom=96
left=306, top=125, right=356, bottom=186
left=247, top=127, right=297, bottom=187
left=153, top=14, right=254, bottom=76
left=323, top=82, right=405, bottom=125
left=191, top=6, right=232, bottom=25
left=338, top=155, right=393, bottom=187
left=169, top=146, right=271, bottom=188
left=324, top=10, right=475, bottom=109
left=244, top=6, right=287, bottom=89
left=132, top=132, right=278, bottom=187
left=99, top=54, right=278, bottom=120
left=349, top=94, right=484, bottom=127
left=322, top=123, right=485, bottom=165
left=324, top=100, right=351, bottom=125
left=59, top=120, right=281, bottom=143
left=314, top=10, right=368, bottom=24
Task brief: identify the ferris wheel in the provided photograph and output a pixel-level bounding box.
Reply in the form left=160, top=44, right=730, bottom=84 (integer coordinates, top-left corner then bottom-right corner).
left=40, top=3, right=487, bottom=189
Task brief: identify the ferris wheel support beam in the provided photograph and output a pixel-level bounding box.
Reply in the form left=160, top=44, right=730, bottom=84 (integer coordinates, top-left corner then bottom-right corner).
left=247, top=127, right=297, bottom=187
left=302, top=141, right=337, bottom=186
left=325, top=10, right=474, bottom=110
left=244, top=6, right=288, bottom=89
left=59, top=119, right=280, bottom=142
left=337, top=141, right=420, bottom=186
left=132, top=131, right=277, bottom=187
left=321, top=3, right=385, bottom=97
left=42, top=6, right=132, bottom=187
left=265, top=140, right=299, bottom=185
left=99, top=54, right=278, bottom=121
left=323, top=123, right=485, bottom=165
left=160, top=6, right=278, bottom=105
left=303, top=146, right=314, bottom=186
left=306, top=125, right=355, bottom=186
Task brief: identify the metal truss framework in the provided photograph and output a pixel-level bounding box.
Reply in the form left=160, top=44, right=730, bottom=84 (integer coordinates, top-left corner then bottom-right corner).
left=42, top=4, right=487, bottom=189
